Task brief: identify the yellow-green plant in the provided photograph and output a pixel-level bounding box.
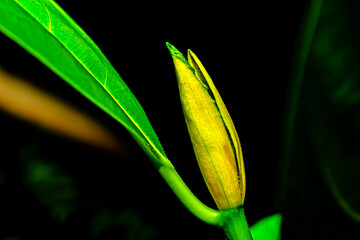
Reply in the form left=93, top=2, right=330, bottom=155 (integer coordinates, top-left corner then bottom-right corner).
left=0, top=0, right=252, bottom=238
left=3, top=0, right=344, bottom=239
left=167, top=42, right=250, bottom=239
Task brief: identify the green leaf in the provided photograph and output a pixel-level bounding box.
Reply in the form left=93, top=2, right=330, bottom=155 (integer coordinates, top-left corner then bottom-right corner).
left=304, top=0, right=360, bottom=220
left=279, top=0, right=360, bottom=238
left=0, top=2, right=222, bottom=226
left=0, top=0, right=168, bottom=167
left=250, top=213, right=282, bottom=240
left=282, top=0, right=360, bottom=221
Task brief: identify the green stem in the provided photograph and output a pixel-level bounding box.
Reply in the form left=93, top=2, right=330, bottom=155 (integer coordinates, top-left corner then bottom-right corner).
left=279, top=0, right=324, bottom=203
left=159, top=165, right=221, bottom=225
left=220, top=208, right=252, bottom=240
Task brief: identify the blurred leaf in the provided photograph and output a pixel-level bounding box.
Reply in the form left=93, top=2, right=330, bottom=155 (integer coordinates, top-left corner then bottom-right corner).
left=0, top=2, right=222, bottom=233
left=0, top=68, right=128, bottom=153
left=90, top=208, right=160, bottom=239
left=304, top=0, right=360, bottom=220
left=0, top=0, right=168, bottom=167
left=250, top=213, right=282, bottom=240
left=20, top=145, right=78, bottom=223
left=115, top=209, right=160, bottom=240
left=91, top=209, right=113, bottom=236
left=279, top=0, right=360, bottom=239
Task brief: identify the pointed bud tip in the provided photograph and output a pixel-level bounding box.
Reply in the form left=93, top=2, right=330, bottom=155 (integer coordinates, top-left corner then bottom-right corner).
left=166, top=42, right=194, bottom=71
left=187, top=49, right=194, bottom=57
left=187, top=49, right=193, bottom=62
left=166, top=42, right=181, bottom=58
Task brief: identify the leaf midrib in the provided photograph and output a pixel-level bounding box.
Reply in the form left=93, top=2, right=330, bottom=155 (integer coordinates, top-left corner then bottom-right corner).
left=14, top=0, right=168, bottom=164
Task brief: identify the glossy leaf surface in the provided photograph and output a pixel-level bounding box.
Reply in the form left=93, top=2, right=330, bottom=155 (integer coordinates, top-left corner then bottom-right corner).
left=0, top=0, right=168, bottom=167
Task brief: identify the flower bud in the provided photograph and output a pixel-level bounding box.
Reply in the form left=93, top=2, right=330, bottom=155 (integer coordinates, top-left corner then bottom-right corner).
left=167, top=43, right=246, bottom=210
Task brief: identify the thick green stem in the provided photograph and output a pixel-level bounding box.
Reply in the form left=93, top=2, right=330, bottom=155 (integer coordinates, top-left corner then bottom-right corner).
left=159, top=165, right=221, bottom=225
left=221, top=208, right=252, bottom=240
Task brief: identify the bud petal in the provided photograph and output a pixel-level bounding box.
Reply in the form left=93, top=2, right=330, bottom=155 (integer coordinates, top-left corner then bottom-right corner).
left=167, top=43, right=246, bottom=210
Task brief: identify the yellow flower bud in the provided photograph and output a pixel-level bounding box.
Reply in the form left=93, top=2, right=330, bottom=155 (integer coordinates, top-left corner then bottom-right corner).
left=167, top=43, right=246, bottom=210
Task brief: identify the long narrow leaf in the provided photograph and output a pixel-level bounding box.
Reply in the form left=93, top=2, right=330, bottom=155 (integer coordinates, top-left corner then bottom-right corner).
left=0, top=0, right=168, bottom=167
left=0, top=0, right=223, bottom=226
left=304, top=0, right=360, bottom=220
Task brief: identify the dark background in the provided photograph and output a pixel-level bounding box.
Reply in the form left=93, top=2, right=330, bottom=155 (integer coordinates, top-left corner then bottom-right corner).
left=0, top=1, right=307, bottom=239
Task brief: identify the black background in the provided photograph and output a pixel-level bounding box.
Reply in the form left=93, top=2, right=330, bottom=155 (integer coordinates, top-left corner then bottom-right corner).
left=0, top=1, right=306, bottom=239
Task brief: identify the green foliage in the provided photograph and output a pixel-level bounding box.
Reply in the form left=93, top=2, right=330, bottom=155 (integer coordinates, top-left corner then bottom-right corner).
left=0, top=0, right=168, bottom=168
left=250, top=214, right=282, bottom=240
left=305, top=0, right=360, bottom=220
left=279, top=0, right=360, bottom=238
left=0, top=0, right=221, bottom=234
left=2, top=0, right=360, bottom=239
left=0, top=142, right=162, bottom=239
left=21, top=155, right=78, bottom=223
